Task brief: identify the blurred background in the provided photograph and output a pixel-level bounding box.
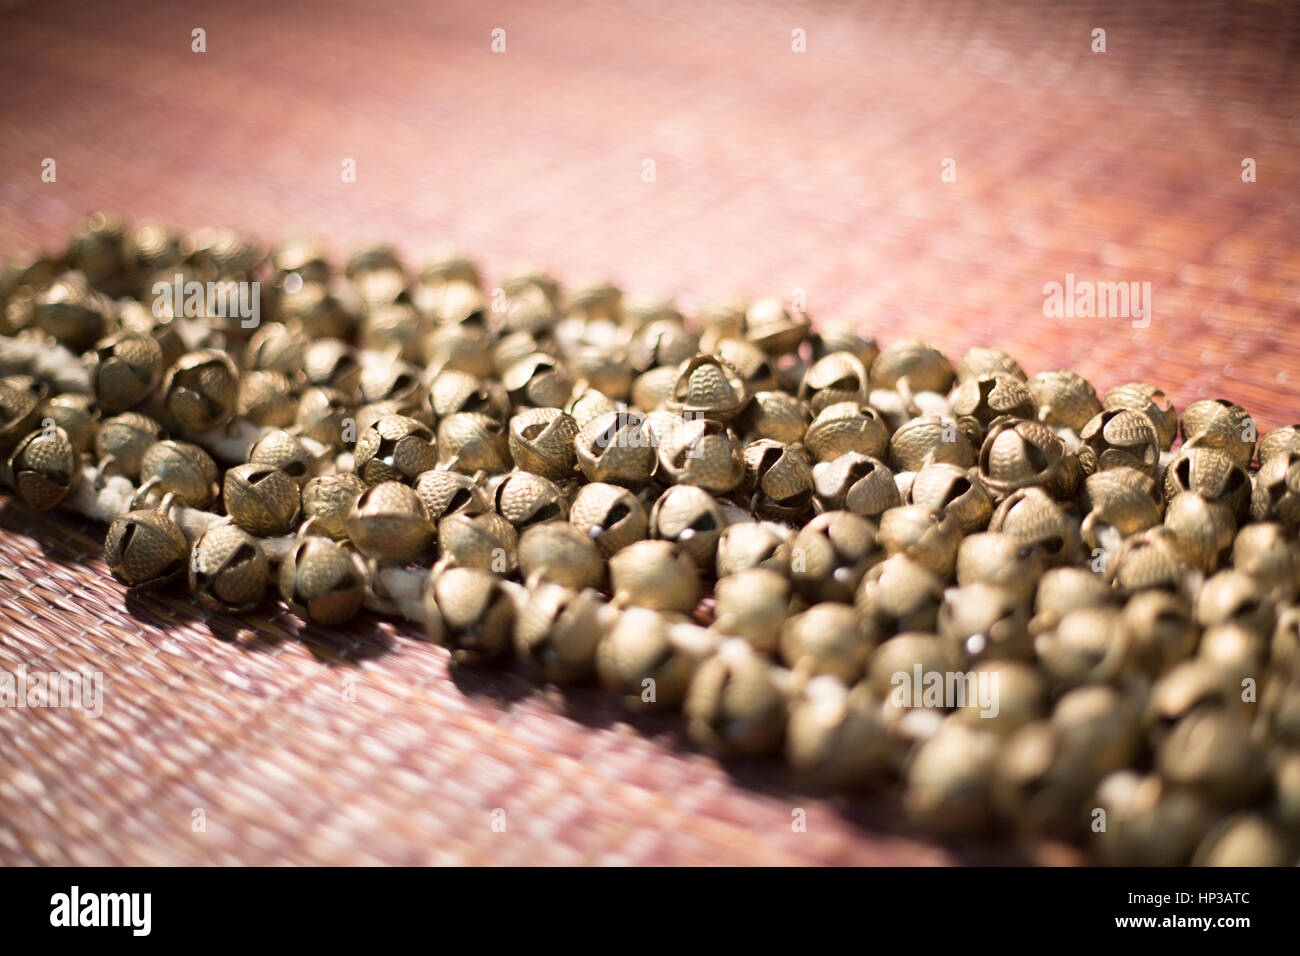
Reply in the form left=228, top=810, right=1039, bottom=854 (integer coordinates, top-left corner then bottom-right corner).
left=0, top=0, right=1297, bottom=864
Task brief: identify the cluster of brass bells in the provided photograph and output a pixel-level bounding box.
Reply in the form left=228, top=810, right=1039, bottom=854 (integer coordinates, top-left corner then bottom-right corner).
left=3, top=213, right=1300, bottom=866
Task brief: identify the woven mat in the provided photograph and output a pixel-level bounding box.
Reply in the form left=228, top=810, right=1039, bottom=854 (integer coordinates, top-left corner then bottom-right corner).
left=0, top=0, right=1297, bottom=865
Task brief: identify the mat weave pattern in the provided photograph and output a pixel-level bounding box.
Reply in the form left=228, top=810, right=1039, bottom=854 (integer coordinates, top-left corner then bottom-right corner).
left=0, top=0, right=1297, bottom=864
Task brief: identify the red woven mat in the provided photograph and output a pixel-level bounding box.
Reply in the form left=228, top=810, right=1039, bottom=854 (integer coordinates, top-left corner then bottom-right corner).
left=0, top=0, right=1297, bottom=864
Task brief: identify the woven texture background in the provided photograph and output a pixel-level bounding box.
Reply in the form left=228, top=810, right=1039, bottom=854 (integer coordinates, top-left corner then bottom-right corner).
left=0, top=0, right=1298, bottom=864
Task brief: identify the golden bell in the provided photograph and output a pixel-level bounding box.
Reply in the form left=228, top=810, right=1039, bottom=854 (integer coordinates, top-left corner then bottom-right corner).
left=138, top=439, right=219, bottom=508
left=811, top=452, right=900, bottom=518
left=666, top=354, right=748, bottom=422
left=877, top=505, right=962, bottom=578
left=574, top=410, right=653, bottom=486
left=1122, top=589, right=1196, bottom=676
left=799, top=351, right=869, bottom=414
left=491, top=470, right=567, bottom=529
left=424, top=566, right=517, bottom=664
left=189, top=523, right=269, bottom=612
left=1027, top=369, right=1101, bottom=432
left=1161, top=446, right=1250, bottom=516
left=33, top=272, right=108, bottom=351
left=237, top=370, right=298, bottom=428
left=804, top=401, right=890, bottom=463
left=1180, top=398, right=1256, bottom=469
left=789, top=510, right=881, bottom=603
left=714, top=521, right=792, bottom=577
left=988, top=487, right=1078, bottom=566
left=502, top=352, right=572, bottom=408
left=742, top=297, right=809, bottom=355
left=609, top=540, right=699, bottom=614
left=710, top=568, right=791, bottom=653
left=162, top=349, right=239, bottom=432
left=908, top=462, right=992, bottom=534
left=780, top=602, right=871, bottom=683
left=855, top=554, right=944, bottom=636
left=741, top=439, right=814, bottom=520
left=1250, top=450, right=1300, bottom=527
left=302, top=338, right=362, bottom=395
left=685, top=640, right=786, bottom=757
left=625, top=319, right=700, bottom=373
left=427, top=368, right=509, bottom=423
left=248, top=429, right=313, bottom=486
left=938, top=583, right=1033, bottom=663
left=956, top=346, right=1026, bottom=383
left=93, top=411, right=162, bottom=479
left=436, top=512, right=518, bottom=574
left=740, top=390, right=811, bottom=446
left=950, top=374, right=1037, bottom=434
left=515, top=583, right=605, bottom=682
left=595, top=607, right=700, bottom=711
left=654, top=416, right=744, bottom=493
left=7, top=425, right=76, bottom=510
left=294, top=386, right=353, bottom=449
left=0, top=379, right=44, bottom=455
left=412, top=469, right=488, bottom=523
left=507, top=406, right=578, bottom=481
left=91, top=332, right=164, bottom=413
left=345, top=481, right=432, bottom=563
left=869, top=340, right=955, bottom=394
left=569, top=481, right=648, bottom=557
left=353, top=414, right=439, bottom=486
left=278, top=537, right=366, bottom=626
left=104, top=508, right=189, bottom=589
left=301, top=474, right=366, bottom=540
left=1078, top=466, right=1163, bottom=549
left=889, top=415, right=975, bottom=472
left=1163, top=492, right=1235, bottom=573
left=516, top=522, right=605, bottom=591
left=1259, top=424, right=1300, bottom=465
left=223, top=463, right=301, bottom=536
left=1230, top=522, right=1298, bottom=600
left=649, top=484, right=725, bottom=567
left=1103, top=382, right=1177, bottom=451
left=956, top=532, right=1047, bottom=604
left=786, top=677, right=891, bottom=788
left=979, top=417, right=1077, bottom=498
left=437, top=412, right=511, bottom=475
left=714, top=337, right=778, bottom=393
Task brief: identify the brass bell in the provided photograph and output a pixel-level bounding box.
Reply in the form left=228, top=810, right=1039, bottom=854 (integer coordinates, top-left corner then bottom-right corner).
left=1123, top=589, right=1197, bottom=675
left=1192, top=814, right=1292, bottom=867
left=855, top=554, right=944, bottom=636
left=33, top=272, right=108, bottom=351
left=1107, top=527, right=1185, bottom=592
left=714, top=337, right=778, bottom=393
left=436, top=512, right=518, bottom=574
left=1180, top=398, right=1256, bottom=469
left=516, top=522, right=605, bottom=591
left=810, top=322, right=880, bottom=369
left=359, top=359, right=423, bottom=408
left=666, top=354, right=748, bottom=422
left=908, top=462, right=993, bottom=534
left=780, top=602, right=871, bottom=683
left=1162, top=446, right=1249, bottom=516
left=237, top=370, right=298, bottom=428
left=1027, top=369, right=1101, bottom=432
left=740, top=390, right=811, bottom=446
left=630, top=365, right=679, bottom=411
left=1231, top=522, right=1298, bottom=601
left=608, top=540, right=699, bottom=614
left=786, top=677, right=891, bottom=788
left=741, top=439, right=814, bottom=520
left=1163, top=492, right=1235, bottom=573
left=988, top=488, right=1079, bottom=566
left=508, top=406, right=578, bottom=481
left=189, top=523, right=269, bottom=612
left=1079, top=467, right=1163, bottom=549
left=1034, top=606, right=1130, bottom=689
left=789, top=510, right=881, bottom=603
left=803, top=401, right=890, bottom=463
left=1103, top=382, right=1177, bottom=451
left=137, top=439, right=219, bottom=508
left=742, top=297, right=810, bottom=355
left=491, top=470, right=567, bottom=529
left=427, top=368, right=509, bottom=423
left=654, top=416, right=745, bottom=493
left=301, top=473, right=366, bottom=540
left=979, top=417, right=1077, bottom=498
left=294, top=386, right=353, bottom=449
left=412, top=469, right=488, bottom=523
left=869, top=340, right=955, bottom=394
left=904, top=723, right=999, bottom=836
left=877, top=505, right=963, bottom=578
left=811, top=452, right=900, bottom=518
left=223, top=463, right=301, bottom=536
left=162, top=349, right=240, bottom=432
left=710, top=568, right=791, bottom=653
left=574, top=410, right=653, bottom=486
left=247, top=321, right=306, bottom=375
left=1259, top=424, right=1300, bottom=465
left=104, top=507, right=189, bottom=589
left=248, top=429, right=313, bottom=486
left=94, top=411, right=163, bottom=479
left=889, top=415, right=975, bottom=472
left=515, top=583, right=605, bottom=682
left=565, top=385, right=619, bottom=429
left=595, top=607, right=701, bottom=711
left=956, top=346, right=1026, bottom=383
left=798, top=351, right=869, bottom=414
left=569, top=481, right=648, bottom=556
left=625, top=318, right=699, bottom=373
left=38, top=393, right=98, bottom=455
left=7, top=425, right=76, bottom=510
left=302, top=338, right=362, bottom=395
left=502, top=352, right=572, bottom=408
left=353, top=414, right=439, bottom=486
left=1194, top=569, right=1275, bottom=637
left=345, top=481, right=433, bottom=563
left=956, top=532, right=1047, bottom=604
left=1250, top=450, right=1300, bottom=527
left=0, top=379, right=44, bottom=455
left=278, top=536, right=366, bottom=626
left=950, top=374, right=1037, bottom=435
left=424, top=566, right=518, bottom=664
left=685, top=639, right=787, bottom=757
left=649, top=484, right=726, bottom=567
left=91, top=332, right=164, bottom=413
left=938, top=583, right=1033, bottom=663
left=437, top=412, right=511, bottom=475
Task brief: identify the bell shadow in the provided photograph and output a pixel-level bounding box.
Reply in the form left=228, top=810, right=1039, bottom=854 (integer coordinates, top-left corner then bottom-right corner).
left=0, top=498, right=104, bottom=568
left=447, top=655, right=538, bottom=708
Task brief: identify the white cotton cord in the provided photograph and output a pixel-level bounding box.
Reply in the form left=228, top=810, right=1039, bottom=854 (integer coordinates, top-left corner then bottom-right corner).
left=365, top=566, right=428, bottom=623
left=0, top=336, right=92, bottom=394
left=183, top=419, right=269, bottom=463
left=173, top=507, right=224, bottom=542
left=67, top=467, right=134, bottom=524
